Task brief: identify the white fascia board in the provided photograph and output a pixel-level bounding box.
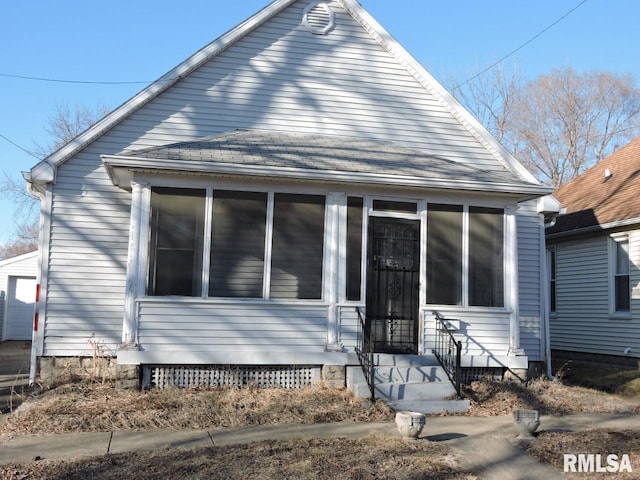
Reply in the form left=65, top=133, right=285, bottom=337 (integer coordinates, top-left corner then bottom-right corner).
left=339, top=0, right=541, bottom=186
left=102, top=154, right=553, bottom=198
left=0, top=250, right=38, bottom=268
left=27, top=0, right=296, bottom=184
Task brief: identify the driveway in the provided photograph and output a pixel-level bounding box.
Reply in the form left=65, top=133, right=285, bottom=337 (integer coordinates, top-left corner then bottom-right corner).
left=0, top=341, right=31, bottom=415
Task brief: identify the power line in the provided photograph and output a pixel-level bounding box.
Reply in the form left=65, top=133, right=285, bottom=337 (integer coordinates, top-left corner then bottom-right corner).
left=454, top=0, right=589, bottom=90
left=0, top=72, right=154, bottom=85
left=0, top=133, right=41, bottom=160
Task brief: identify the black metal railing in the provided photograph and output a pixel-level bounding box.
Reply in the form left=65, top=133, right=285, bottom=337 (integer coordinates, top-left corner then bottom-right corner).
left=432, top=311, right=462, bottom=399
left=355, top=306, right=375, bottom=401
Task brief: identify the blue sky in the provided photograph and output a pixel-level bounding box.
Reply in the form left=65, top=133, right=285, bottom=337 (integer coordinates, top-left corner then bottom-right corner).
left=1, top=0, right=639, bottom=242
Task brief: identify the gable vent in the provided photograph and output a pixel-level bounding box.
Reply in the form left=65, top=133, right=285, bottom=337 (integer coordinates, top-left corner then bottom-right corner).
left=303, top=2, right=335, bottom=35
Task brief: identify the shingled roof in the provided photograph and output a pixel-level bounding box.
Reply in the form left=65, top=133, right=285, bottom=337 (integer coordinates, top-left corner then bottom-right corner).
left=122, top=130, right=519, bottom=183
left=103, top=130, right=551, bottom=198
left=547, top=137, right=640, bottom=236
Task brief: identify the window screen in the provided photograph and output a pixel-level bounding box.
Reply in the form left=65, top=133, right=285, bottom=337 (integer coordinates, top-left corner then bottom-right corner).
left=426, top=204, right=463, bottom=305
left=209, top=191, right=267, bottom=298
left=346, top=197, right=363, bottom=301
left=469, top=207, right=504, bottom=307
left=270, top=194, right=325, bottom=299
left=149, top=188, right=206, bottom=296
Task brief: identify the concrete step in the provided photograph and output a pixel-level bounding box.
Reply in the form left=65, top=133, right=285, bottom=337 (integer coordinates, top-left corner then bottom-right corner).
left=372, top=353, right=440, bottom=367
left=373, top=365, right=449, bottom=384
left=389, top=399, right=471, bottom=415
left=374, top=379, right=456, bottom=401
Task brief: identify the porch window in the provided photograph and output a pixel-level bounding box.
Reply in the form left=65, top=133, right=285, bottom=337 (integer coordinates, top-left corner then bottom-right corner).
left=426, top=204, right=505, bottom=308
left=209, top=191, right=267, bottom=298
left=426, top=204, right=463, bottom=305
left=346, top=197, right=364, bottom=301
left=611, top=236, right=630, bottom=313
left=469, top=207, right=504, bottom=307
left=148, top=188, right=326, bottom=300
left=149, top=188, right=206, bottom=296
left=271, top=194, right=325, bottom=299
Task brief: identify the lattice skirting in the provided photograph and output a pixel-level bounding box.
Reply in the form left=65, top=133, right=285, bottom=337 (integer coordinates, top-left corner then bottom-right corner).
left=142, top=365, right=321, bottom=389
left=460, top=367, right=504, bottom=384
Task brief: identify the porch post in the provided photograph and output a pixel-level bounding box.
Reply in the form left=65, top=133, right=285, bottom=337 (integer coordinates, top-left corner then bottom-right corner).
left=122, top=181, right=150, bottom=347
left=325, top=192, right=346, bottom=352
left=505, top=205, right=525, bottom=355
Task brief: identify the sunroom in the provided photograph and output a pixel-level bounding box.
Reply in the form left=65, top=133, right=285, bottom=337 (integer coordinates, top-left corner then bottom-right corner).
left=102, top=131, right=548, bottom=374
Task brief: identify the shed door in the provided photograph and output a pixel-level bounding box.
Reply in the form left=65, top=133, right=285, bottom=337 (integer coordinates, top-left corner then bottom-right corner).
left=6, top=276, right=36, bottom=340
left=366, top=217, right=420, bottom=354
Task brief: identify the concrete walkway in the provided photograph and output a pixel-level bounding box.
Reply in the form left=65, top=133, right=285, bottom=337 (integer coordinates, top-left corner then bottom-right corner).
left=1, top=413, right=638, bottom=479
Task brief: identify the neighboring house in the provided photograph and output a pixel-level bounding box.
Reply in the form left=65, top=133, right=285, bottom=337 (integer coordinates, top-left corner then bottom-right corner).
left=0, top=251, right=38, bottom=341
left=546, top=137, right=640, bottom=366
left=25, top=0, right=553, bottom=390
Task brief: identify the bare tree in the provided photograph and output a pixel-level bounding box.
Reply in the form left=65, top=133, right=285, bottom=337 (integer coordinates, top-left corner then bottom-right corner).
left=451, top=66, right=640, bottom=187
left=450, top=64, right=521, bottom=144
left=1, top=102, right=110, bottom=258
left=33, top=102, right=111, bottom=157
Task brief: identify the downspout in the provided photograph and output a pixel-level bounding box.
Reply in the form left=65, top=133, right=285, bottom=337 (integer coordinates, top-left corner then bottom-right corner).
left=23, top=175, right=49, bottom=386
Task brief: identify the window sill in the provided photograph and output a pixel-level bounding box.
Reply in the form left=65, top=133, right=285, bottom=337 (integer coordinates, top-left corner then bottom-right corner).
left=609, top=312, right=632, bottom=321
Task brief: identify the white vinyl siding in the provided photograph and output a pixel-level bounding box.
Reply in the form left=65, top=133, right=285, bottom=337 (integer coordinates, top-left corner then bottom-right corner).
left=549, top=232, right=640, bottom=358
left=137, top=300, right=327, bottom=352
left=517, top=200, right=544, bottom=361
left=117, top=2, right=507, bottom=170
left=38, top=0, right=545, bottom=361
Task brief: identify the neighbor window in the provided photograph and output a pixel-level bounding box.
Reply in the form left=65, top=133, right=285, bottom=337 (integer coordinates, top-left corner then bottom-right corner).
left=547, top=248, right=557, bottom=314
left=148, top=188, right=326, bottom=300
left=611, top=236, right=630, bottom=313
left=426, top=204, right=505, bottom=308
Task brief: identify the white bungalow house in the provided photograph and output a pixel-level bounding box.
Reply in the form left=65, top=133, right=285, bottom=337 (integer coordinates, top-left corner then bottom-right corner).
left=0, top=251, right=38, bottom=341
left=24, top=0, right=554, bottom=398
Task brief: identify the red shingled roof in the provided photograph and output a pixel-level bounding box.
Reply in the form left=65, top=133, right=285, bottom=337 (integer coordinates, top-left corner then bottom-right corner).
left=547, top=137, right=640, bottom=235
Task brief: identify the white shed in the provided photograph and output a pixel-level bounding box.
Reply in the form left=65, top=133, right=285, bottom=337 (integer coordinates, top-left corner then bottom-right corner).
left=0, top=251, right=38, bottom=341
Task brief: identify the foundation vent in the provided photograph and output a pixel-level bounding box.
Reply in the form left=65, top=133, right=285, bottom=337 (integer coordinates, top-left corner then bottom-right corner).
left=303, top=2, right=335, bottom=35
left=143, top=365, right=321, bottom=389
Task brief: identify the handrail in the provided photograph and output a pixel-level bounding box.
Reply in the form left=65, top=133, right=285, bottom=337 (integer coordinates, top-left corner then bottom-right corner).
left=432, top=311, right=462, bottom=399
left=355, top=306, right=375, bottom=402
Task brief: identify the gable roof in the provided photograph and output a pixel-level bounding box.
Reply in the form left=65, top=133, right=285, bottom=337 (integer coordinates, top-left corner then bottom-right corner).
left=102, top=130, right=546, bottom=198
left=26, top=0, right=544, bottom=194
left=547, top=137, right=640, bottom=236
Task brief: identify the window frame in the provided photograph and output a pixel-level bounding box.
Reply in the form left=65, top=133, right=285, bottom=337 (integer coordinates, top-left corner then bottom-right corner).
left=147, top=185, right=328, bottom=302
left=609, top=234, right=631, bottom=318
left=425, top=203, right=506, bottom=309
left=546, top=247, right=557, bottom=316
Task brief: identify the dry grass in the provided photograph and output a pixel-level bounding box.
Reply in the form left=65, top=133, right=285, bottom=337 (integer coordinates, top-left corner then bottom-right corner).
left=466, top=376, right=640, bottom=416
left=2, top=377, right=640, bottom=479
left=0, top=436, right=475, bottom=480
left=524, top=430, right=640, bottom=479
left=0, top=383, right=393, bottom=440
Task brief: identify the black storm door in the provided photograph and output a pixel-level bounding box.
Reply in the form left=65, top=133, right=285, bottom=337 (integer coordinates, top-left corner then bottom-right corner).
left=366, top=217, right=420, bottom=354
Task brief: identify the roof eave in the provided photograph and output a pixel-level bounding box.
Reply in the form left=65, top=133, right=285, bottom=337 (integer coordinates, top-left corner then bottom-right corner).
left=546, top=216, right=640, bottom=240
left=102, top=154, right=553, bottom=199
